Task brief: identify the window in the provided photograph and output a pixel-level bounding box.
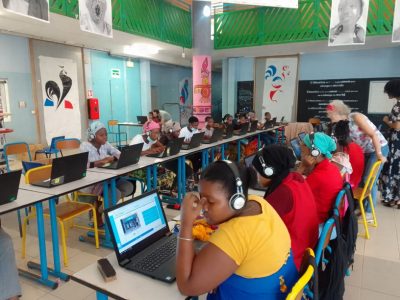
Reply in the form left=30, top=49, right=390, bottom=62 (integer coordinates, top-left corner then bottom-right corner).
left=0, top=80, right=11, bottom=125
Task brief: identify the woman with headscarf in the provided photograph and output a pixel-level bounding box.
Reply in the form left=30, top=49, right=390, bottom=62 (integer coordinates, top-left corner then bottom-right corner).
left=297, top=132, right=343, bottom=223
left=130, top=121, right=165, bottom=156
left=252, top=145, right=319, bottom=269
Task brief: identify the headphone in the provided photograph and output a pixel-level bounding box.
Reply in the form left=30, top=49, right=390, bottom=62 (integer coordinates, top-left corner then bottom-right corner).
left=309, top=133, right=321, bottom=157
left=88, top=128, right=95, bottom=141
left=330, top=123, right=338, bottom=143
left=221, top=160, right=247, bottom=211
left=258, top=154, right=275, bottom=177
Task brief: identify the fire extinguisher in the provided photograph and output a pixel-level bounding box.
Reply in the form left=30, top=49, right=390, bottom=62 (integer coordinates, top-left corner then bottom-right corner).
left=87, top=98, right=100, bottom=120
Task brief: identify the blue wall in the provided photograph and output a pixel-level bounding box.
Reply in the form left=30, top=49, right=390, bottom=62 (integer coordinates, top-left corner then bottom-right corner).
left=89, top=50, right=141, bottom=140
left=299, top=47, right=400, bottom=80
left=0, top=34, right=36, bottom=144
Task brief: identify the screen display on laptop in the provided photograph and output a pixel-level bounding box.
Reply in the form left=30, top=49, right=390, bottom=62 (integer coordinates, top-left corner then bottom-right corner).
left=107, top=192, right=167, bottom=255
left=290, top=138, right=302, bottom=160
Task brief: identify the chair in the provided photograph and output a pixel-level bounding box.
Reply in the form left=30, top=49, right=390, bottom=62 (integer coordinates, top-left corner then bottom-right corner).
left=56, top=138, right=81, bottom=156
left=286, top=248, right=317, bottom=300
left=315, top=217, right=335, bottom=266
left=34, top=136, right=65, bottom=159
left=352, top=160, right=382, bottom=239
left=108, top=120, right=127, bottom=145
left=22, top=165, right=100, bottom=266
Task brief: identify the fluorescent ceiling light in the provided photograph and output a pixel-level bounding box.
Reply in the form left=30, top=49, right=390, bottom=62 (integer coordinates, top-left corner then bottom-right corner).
left=203, top=5, right=211, bottom=17
left=221, top=0, right=298, bottom=9
left=124, top=43, right=161, bottom=55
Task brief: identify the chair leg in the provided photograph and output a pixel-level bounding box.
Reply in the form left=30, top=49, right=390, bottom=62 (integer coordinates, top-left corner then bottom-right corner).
left=17, top=210, right=23, bottom=237
left=368, top=195, right=378, bottom=227
left=358, top=198, right=370, bottom=239
left=21, top=216, right=30, bottom=259
left=92, top=208, right=100, bottom=249
left=59, top=220, right=69, bottom=267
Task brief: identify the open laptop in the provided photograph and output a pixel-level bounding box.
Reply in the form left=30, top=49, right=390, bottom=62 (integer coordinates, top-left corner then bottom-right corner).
left=248, top=120, right=258, bottom=132
left=202, top=128, right=224, bottom=144
left=298, top=132, right=306, bottom=142
left=233, top=123, right=248, bottom=136
left=100, top=143, right=143, bottom=169
left=147, top=138, right=184, bottom=158
left=0, top=170, right=21, bottom=205
left=181, top=132, right=205, bottom=150
left=30, top=152, right=88, bottom=188
left=243, top=155, right=267, bottom=191
left=290, top=138, right=302, bottom=160
left=264, top=117, right=277, bottom=129
left=223, top=124, right=234, bottom=139
left=136, top=116, right=148, bottom=125
left=104, top=191, right=177, bottom=283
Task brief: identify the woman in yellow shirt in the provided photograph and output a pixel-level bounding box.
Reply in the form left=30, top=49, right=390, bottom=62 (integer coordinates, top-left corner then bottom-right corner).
left=176, top=160, right=298, bottom=299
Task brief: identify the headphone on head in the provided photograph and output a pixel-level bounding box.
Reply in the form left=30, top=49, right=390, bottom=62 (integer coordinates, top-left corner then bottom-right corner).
left=309, top=133, right=321, bottom=157
left=220, top=160, right=247, bottom=211
left=257, top=153, right=275, bottom=177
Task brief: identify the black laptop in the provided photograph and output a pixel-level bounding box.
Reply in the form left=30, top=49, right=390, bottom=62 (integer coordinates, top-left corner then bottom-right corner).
left=249, top=120, right=258, bottom=132
left=105, top=191, right=177, bottom=283
left=147, top=138, right=184, bottom=158
left=136, top=116, right=148, bottom=125
left=100, top=143, right=143, bottom=169
left=202, top=128, right=224, bottom=144
left=181, top=132, right=205, bottom=150
left=233, top=123, right=248, bottom=136
left=264, top=117, right=277, bottom=129
left=223, top=124, right=234, bottom=139
left=0, top=170, right=21, bottom=205
left=30, top=152, right=88, bottom=188
left=290, top=138, right=302, bottom=160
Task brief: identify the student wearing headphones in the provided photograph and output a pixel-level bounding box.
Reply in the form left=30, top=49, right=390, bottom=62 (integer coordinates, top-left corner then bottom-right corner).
left=202, top=116, right=215, bottom=139
left=297, top=132, right=343, bottom=223
left=179, top=116, right=200, bottom=143
left=176, top=161, right=298, bottom=299
left=130, top=121, right=165, bottom=156
left=252, top=145, right=319, bottom=270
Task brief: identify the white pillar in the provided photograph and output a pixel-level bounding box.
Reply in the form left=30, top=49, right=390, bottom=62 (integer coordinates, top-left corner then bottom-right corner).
left=227, top=58, right=236, bottom=116
left=140, top=59, right=151, bottom=115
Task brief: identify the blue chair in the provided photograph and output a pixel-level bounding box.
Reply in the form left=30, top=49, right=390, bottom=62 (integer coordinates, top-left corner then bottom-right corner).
left=315, top=217, right=335, bottom=267
left=34, top=136, right=65, bottom=159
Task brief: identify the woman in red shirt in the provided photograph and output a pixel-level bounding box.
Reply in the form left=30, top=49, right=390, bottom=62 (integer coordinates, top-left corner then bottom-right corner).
left=297, top=132, right=343, bottom=224
left=331, top=120, right=365, bottom=188
left=252, top=144, right=319, bottom=270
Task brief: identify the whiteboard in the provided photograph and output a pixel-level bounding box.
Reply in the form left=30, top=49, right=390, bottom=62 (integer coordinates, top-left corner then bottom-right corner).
left=368, top=81, right=396, bottom=114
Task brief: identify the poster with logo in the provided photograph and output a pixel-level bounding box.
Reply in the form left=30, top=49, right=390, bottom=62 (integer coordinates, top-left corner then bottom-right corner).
left=79, top=0, right=113, bottom=38
left=328, top=0, right=369, bottom=46
left=39, top=56, right=82, bottom=144
left=1, top=0, right=49, bottom=22
left=393, top=0, right=400, bottom=42
left=192, top=56, right=212, bottom=125
left=262, top=56, right=298, bottom=121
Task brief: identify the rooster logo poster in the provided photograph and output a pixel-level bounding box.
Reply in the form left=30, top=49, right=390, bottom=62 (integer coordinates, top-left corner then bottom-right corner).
left=262, top=57, right=298, bottom=121
left=39, top=56, right=82, bottom=144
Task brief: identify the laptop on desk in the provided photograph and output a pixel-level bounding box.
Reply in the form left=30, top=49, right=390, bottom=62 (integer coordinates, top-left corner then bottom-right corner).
left=105, top=191, right=177, bottom=283
left=147, top=138, right=184, bottom=158
left=233, top=123, right=248, bottom=136
left=99, top=143, right=143, bottom=169
left=223, top=124, right=234, bottom=139
left=202, top=128, right=224, bottom=144
left=181, top=132, right=205, bottom=150
left=30, top=152, right=88, bottom=188
left=136, top=116, right=148, bottom=125
left=0, top=170, right=21, bottom=205
left=264, top=117, right=277, bottom=129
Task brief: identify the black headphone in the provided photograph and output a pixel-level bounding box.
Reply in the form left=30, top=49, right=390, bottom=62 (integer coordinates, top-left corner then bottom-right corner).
left=258, top=154, right=275, bottom=177
left=221, top=160, right=246, bottom=211
left=309, top=133, right=321, bottom=157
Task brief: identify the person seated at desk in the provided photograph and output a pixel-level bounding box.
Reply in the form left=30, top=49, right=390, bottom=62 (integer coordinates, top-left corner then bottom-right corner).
left=179, top=116, right=200, bottom=143
left=130, top=121, right=165, bottom=156
left=0, top=219, right=21, bottom=300
left=142, top=111, right=154, bottom=133
left=80, top=121, right=135, bottom=225
left=202, top=116, right=215, bottom=140
left=252, top=145, right=319, bottom=270
left=259, top=112, right=276, bottom=146
left=233, top=113, right=248, bottom=132
left=296, top=132, right=342, bottom=224
left=176, top=161, right=298, bottom=299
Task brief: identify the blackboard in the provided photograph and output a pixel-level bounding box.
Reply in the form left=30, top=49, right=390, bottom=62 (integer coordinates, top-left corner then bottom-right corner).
left=237, top=81, right=254, bottom=114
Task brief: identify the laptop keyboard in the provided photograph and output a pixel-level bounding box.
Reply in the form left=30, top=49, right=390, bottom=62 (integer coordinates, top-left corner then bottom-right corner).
left=129, top=236, right=177, bottom=273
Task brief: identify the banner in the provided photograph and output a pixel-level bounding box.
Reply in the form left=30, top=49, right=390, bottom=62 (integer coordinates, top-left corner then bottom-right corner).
left=393, top=0, right=400, bottom=42
left=328, top=0, right=369, bottom=46
left=262, top=56, right=298, bottom=122
left=192, top=55, right=212, bottom=125
left=79, top=0, right=113, bottom=38
left=1, top=0, right=49, bottom=22
left=39, top=56, right=82, bottom=144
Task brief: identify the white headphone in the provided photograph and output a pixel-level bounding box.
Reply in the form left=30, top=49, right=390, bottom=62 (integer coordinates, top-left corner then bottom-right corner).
left=309, top=133, right=321, bottom=157
left=221, top=160, right=247, bottom=211
left=258, top=154, right=274, bottom=177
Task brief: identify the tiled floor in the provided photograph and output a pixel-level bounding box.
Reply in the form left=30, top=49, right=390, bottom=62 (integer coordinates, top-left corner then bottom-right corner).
left=1, top=193, right=400, bottom=299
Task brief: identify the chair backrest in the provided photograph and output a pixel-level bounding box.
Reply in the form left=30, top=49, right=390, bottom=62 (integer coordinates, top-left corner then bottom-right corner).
left=286, top=248, right=316, bottom=300
left=315, top=217, right=335, bottom=266
left=308, top=118, right=321, bottom=126
left=3, top=142, right=32, bottom=172
left=25, top=165, right=52, bottom=184
left=49, top=136, right=65, bottom=150
left=334, top=188, right=346, bottom=214
left=108, top=120, right=118, bottom=127
left=56, top=138, right=80, bottom=151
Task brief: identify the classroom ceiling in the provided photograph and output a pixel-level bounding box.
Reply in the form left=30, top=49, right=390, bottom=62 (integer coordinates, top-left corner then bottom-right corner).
left=0, top=7, right=398, bottom=70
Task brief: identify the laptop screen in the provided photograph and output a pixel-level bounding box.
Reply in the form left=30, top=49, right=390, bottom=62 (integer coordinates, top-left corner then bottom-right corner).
left=107, top=192, right=167, bottom=255
left=244, top=154, right=256, bottom=168
left=290, top=138, right=302, bottom=160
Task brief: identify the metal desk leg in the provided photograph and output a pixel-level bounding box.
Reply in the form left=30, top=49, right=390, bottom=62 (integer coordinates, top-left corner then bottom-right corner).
left=201, top=150, right=207, bottom=170
left=275, top=129, right=279, bottom=144
left=146, top=166, right=152, bottom=191
left=96, top=291, right=108, bottom=300
left=177, top=157, right=182, bottom=203
left=97, top=182, right=113, bottom=248
left=221, top=144, right=226, bottom=160
left=182, top=156, right=186, bottom=198
left=152, top=164, right=157, bottom=191
left=257, top=133, right=261, bottom=149
left=237, top=140, right=241, bottom=162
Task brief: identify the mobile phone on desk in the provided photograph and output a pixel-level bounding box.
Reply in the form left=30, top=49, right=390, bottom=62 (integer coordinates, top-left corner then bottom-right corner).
left=97, top=258, right=116, bottom=282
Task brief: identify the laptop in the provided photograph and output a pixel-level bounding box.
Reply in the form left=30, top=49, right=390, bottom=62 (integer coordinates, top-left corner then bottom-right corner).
left=243, top=155, right=267, bottom=191
left=100, top=143, right=143, bottom=169
left=104, top=191, right=177, bottom=283
left=290, top=138, right=302, bottom=160
left=264, top=117, right=277, bottom=129
left=136, top=116, right=148, bottom=125
left=181, top=132, right=205, bottom=150
left=0, top=170, right=21, bottom=205
left=298, top=132, right=306, bottom=142
left=202, top=128, right=224, bottom=144
left=30, top=152, right=89, bottom=188
left=249, top=120, right=258, bottom=132
left=233, top=123, right=248, bottom=136
left=147, top=138, right=184, bottom=158
left=223, top=124, right=234, bottom=139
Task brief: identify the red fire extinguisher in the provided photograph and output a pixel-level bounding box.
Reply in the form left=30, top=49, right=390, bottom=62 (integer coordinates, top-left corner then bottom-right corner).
left=87, top=98, right=99, bottom=120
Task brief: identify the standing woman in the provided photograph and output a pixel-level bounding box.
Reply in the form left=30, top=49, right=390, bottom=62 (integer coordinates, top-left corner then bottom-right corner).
left=326, top=100, right=388, bottom=219
left=381, top=80, right=400, bottom=208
